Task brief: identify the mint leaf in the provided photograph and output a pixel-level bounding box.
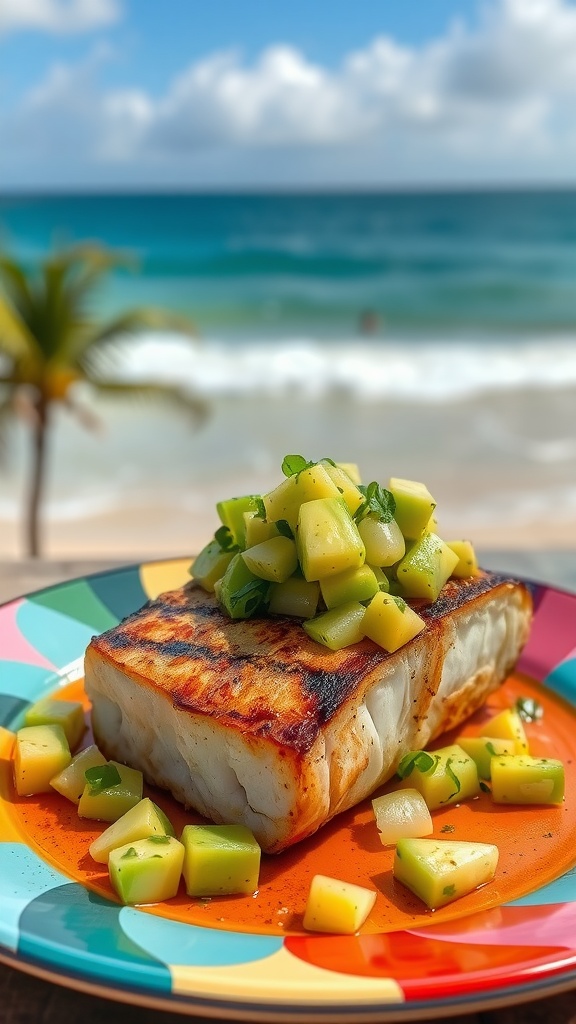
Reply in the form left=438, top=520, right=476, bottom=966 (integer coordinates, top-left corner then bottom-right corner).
left=515, top=696, right=543, bottom=723
left=230, top=578, right=270, bottom=617
left=353, top=482, right=396, bottom=524
left=275, top=519, right=294, bottom=539
left=281, top=455, right=314, bottom=477
left=85, top=764, right=122, bottom=795
left=214, top=525, right=240, bottom=553
left=397, top=750, right=436, bottom=779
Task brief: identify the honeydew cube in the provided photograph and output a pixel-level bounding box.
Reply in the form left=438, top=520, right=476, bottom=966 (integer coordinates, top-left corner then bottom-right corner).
left=422, top=514, right=439, bottom=535
left=361, top=592, right=425, bottom=653
left=357, top=516, right=405, bottom=567
left=394, top=838, right=499, bottom=910
left=90, top=797, right=176, bottom=864
left=321, top=462, right=364, bottom=515
left=14, top=724, right=71, bottom=796
left=395, top=533, right=459, bottom=602
left=109, top=836, right=185, bottom=905
left=242, top=536, right=298, bottom=583
left=398, top=744, right=480, bottom=810
left=263, top=464, right=341, bottom=531
left=491, top=755, right=565, bottom=805
left=50, top=743, right=107, bottom=803
left=216, top=495, right=260, bottom=548
left=372, top=788, right=433, bottom=846
left=456, top=736, right=515, bottom=780
left=480, top=708, right=529, bottom=755
left=191, top=540, right=235, bottom=593
left=303, top=601, right=366, bottom=651
left=268, top=577, right=320, bottom=618
left=243, top=512, right=279, bottom=548
left=181, top=824, right=261, bottom=897
left=388, top=478, right=437, bottom=540
left=368, top=564, right=390, bottom=592
left=320, top=564, right=379, bottom=609
left=24, top=697, right=85, bottom=751
left=78, top=761, right=143, bottom=822
left=335, top=462, right=362, bottom=485
left=297, top=498, right=365, bottom=581
left=303, top=874, right=376, bottom=934
left=446, top=540, right=480, bottom=578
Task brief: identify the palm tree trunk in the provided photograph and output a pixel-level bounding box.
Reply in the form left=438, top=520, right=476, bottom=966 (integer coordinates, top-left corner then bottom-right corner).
left=27, top=396, right=49, bottom=558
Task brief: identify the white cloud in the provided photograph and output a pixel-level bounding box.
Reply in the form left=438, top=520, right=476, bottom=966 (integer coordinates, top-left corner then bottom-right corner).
left=0, top=0, right=120, bottom=35
left=3, top=0, right=576, bottom=186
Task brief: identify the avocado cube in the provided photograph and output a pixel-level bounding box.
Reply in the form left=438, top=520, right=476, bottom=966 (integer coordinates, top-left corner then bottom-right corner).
left=109, top=836, right=185, bottom=905
left=268, top=577, right=320, bottom=618
left=456, top=736, right=515, bottom=779
left=388, top=478, right=437, bottom=539
left=242, top=536, right=298, bottom=583
left=181, top=824, right=261, bottom=897
left=14, top=724, right=71, bottom=796
left=446, top=540, right=479, bottom=578
left=320, top=564, right=379, bottom=609
left=191, top=540, right=235, bottom=593
left=51, top=743, right=108, bottom=803
left=394, top=838, right=499, bottom=909
left=480, top=708, right=529, bottom=754
left=243, top=512, right=279, bottom=548
left=24, top=697, right=85, bottom=751
left=321, top=462, right=364, bottom=515
left=398, top=743, right=480, bottom=810
left=395, top=532, right=459, bottom=602
left=218, top=552, right=271, bottom=619
left=90, top=797, right=176, bottom=864
left=216, top=495, right=260, bottom=548
left=361, top=592, right=425, bottom=653
left=357, top=516, right=406, bottom=567
left=78, top=761, right=143, bottom=822
left=303, top=874, right=376, bottom=934
left=491, top=755, right=565, bottom=805
left=303, top=601, right=366, bottom=651
left=263, top=464, right=341, bottom=530
left=297, top=497, right=365, bottom=581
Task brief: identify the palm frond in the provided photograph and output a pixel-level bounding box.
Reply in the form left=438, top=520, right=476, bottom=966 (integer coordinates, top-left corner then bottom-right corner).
left=54, top=243, right=136, bottom=303
left=0, top=390, right=15, bottom=463
left=87, top=379, right=209, bottom=425
left=0, top=256, right=35, bottom=321
left=0, top=298, right=40, bottom=361
left=72, top=307, right=197, bottom=365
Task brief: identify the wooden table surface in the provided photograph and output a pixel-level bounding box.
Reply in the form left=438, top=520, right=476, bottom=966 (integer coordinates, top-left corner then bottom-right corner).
left=1, top=553, right=576, bottom=1024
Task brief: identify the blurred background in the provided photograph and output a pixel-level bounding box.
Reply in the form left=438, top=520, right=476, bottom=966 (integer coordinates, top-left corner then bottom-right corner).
left=1, top=0, right=576, bottom=561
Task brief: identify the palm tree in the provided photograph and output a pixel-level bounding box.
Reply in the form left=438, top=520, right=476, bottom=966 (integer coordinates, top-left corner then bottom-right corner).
left=0, top=243, right=207, bottom=558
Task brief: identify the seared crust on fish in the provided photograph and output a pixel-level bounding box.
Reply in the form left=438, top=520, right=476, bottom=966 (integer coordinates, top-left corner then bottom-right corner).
left=85, top=571, right=532, bottom=853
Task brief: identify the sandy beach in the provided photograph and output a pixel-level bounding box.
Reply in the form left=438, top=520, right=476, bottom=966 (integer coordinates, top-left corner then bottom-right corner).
left=1, top=383, right=575, bottom=560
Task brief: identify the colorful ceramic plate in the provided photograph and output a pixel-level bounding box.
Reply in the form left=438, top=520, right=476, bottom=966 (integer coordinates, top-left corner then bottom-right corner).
left=1, top=561, right=576, bottom=1022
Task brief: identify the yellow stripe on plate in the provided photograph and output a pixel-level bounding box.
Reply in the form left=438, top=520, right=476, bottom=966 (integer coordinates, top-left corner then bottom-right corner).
left=140, top=559, right=192, bottom=601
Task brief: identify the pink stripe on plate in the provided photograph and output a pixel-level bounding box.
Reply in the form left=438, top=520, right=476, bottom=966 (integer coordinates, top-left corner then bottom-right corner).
left=0, top=600, right=56, bottom=671
left=518, top=587, right=576, bottom=680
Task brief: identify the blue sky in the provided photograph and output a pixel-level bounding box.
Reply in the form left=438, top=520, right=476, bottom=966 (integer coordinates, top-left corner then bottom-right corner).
left=1, top=0, right=576, bottom=189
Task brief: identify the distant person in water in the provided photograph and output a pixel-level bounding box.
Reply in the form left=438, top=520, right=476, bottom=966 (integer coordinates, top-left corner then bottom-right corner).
left=359, top=309, right=381, bottom=334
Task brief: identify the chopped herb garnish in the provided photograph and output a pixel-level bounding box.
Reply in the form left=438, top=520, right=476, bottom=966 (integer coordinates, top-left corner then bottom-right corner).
left=479, top=781, right=491, bottom=793
left=353, top=481, right=396, bottom=524
left=147, top=835, right=171, bottom=845
left=230, top=578, right=270, bottom=617
left=121, top=847, right=138, bottom=859
left=281, top=454, right=315, bottom=477
left=442, top=884, right=456, bottom=897
left=254, top=497, right=267, bottom=520
left=392, top=596, right=407, bottom=613
left=214, top=525, right=240, bottom=553
left=485, top=741, right=497, bottom=756
left=84, top=764, right=122, bottom=795
left=397, top=750, right=436, bottom=779
left=441, top=757, right=461, bottom=803
left=515, top=696, right=543, bottom=723
left=275, top=519, right=294, bottom=539
left=440, top=824, right=455, bottom=833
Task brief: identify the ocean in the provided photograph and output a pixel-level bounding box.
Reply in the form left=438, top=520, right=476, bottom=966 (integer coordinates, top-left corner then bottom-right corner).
left=1, top=190, right=576, bottom=557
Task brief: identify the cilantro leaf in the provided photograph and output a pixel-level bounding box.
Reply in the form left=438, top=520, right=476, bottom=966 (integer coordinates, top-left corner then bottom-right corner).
left=229, top=578, right=271, bottom=617
left=353, top=482, right=396, bottom=524
left=441, top=756, right=461, bottom=803
left=85, top=764, right=122, bottom=795
left=253, top=497, right=267, bottom=520
left=397, top=750, right=436, bottom=779
left=515, top=696, right=543, bottom=723
left=281, top=455, right=314, bottom=477
left=275, top=519, right=294, bottom=539
left=214, top=525, right=240, bottom=553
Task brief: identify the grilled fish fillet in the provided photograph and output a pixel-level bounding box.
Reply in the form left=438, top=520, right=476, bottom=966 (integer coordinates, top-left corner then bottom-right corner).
left=84, top=571, right=532, bottom=853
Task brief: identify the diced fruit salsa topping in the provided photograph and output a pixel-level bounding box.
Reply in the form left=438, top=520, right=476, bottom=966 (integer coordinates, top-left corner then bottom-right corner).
left=191, top=456, right=480, bottom=653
